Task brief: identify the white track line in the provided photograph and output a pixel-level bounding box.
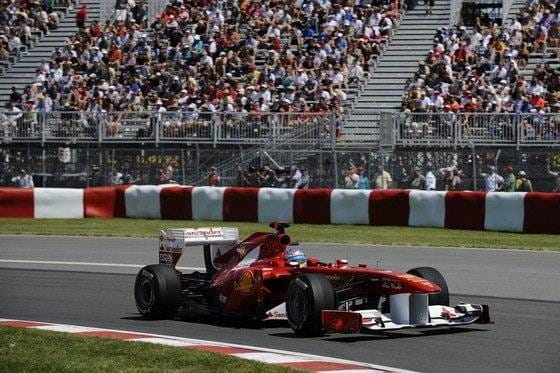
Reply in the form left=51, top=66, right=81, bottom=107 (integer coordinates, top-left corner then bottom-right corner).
left=0, top=259, right=204, bottom=271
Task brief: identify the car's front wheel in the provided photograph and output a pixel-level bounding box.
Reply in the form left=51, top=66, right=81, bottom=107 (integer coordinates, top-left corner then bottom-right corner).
left=406, top=266, right=449, bottom=306
left=286, top=273, right=335, bottom=337
left=134, top=264, right=181, bottom=319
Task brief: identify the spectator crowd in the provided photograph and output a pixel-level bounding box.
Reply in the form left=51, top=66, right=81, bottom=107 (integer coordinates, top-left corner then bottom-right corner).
left=399, top=1, right=560, bottom=142
left=5, top=0, right=402, bottom=128
left=1, top=0, right=66, bottom=62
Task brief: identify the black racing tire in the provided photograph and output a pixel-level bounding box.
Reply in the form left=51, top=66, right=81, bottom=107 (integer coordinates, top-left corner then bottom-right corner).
left=407, top=267, right=450, bottom=306
left=134, top=264, right=181, bottom=319
left=286, top=273, right=335, bottom=337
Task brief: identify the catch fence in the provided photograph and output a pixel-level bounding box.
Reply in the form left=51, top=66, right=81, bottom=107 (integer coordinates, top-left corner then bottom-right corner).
left=0, top=111, right=334, bottom=146
left=383, top=112, right=560, bottom=148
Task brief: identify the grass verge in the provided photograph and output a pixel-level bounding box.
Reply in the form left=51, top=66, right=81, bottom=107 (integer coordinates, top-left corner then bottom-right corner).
left=0, top=326, right=294, bottom=373
left=0, top=218, right=558, bottom=251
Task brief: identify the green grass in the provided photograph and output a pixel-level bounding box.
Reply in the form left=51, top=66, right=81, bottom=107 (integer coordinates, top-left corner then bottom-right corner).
left=0, top=326, right=295, bottom=373
left=0, top=218, right=558, bottom=251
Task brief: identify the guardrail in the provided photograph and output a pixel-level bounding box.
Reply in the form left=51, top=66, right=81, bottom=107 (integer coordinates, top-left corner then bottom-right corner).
left=386, top=112, right=560, bottom=147
left=2, top=186, right=559, bottom=234
left=0, top=111, right=334, bottom=145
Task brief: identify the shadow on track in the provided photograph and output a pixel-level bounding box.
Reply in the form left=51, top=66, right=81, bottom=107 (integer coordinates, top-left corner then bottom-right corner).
left=121, top=313, right=288, bottom=330
left=269, top=327, right=489, bottom=341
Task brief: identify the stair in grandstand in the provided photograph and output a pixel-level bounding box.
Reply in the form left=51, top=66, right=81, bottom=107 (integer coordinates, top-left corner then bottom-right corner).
left=0, top=1, right=101, bottom=109
left=505, top=0, right=527, bottom=22
left=343, top=0, right=451, bottom=146
left=0, top=2, right=73, bottom=76
left=185, top=121, right=331, bottom=186
left=506, top=0, right=540, bottom=82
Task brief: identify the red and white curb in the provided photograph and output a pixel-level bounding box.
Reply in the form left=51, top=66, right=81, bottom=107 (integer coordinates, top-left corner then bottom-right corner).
left=0, top=318, right=414, bottom=373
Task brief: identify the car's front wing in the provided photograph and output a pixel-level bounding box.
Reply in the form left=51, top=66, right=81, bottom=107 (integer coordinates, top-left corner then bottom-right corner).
left=323, top=303, right=491, bottom=334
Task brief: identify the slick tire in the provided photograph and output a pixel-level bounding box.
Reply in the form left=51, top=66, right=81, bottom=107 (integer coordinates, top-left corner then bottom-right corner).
left=134, top=264, right=181, bottom=319
left=286, top=273, right=335, bottom=337
left=407, top=267, right=450, bottom=306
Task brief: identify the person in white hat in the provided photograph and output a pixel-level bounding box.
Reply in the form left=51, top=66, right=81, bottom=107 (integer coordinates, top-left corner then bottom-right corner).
left=516, top=171, right=533, bottom=192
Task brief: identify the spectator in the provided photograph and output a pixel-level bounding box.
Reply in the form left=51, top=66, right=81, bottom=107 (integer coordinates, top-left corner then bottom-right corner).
left=356, top=168, right=370, bottom=189
left=425, top=168, right=437, bottom=190
left=291, top=166, right=303, bottom=189
left=257, top=165, right=275, bottom=187
left=344, top=166, right=359, bottom=189
left=546, top=162, right=560, bottom=192
left=299, top=169, right=310, bottom=189
left=439, top=166, right=455, bottom=191
left=76, top=4, right=87, bottom=29
left=110, top=171, right=123, bottom=186
left=482, top=166, right=504, bottom=192
left=424, top=0, right=434, bottom=15
left=159, top=166, right=175, bottom=184
left=373, top=165, right=392, bottom=189
left=503, top=165, right=516, bottom=192
left=9, top=87, right=21, bottom=104
left=11, top=169, right=34, bottom=188
left=450, top=169, right=462, bottom=191
left=409, top=167, right=426, bottom=189
left=516, top=170, right=533, bottom=192
left=208, top=166, right=220, bottom=186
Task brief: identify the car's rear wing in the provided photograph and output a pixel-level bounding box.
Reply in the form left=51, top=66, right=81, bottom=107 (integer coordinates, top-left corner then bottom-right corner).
left=160, top=227, right=239, bottom=250
left=159, top=227, right=240, bottom=269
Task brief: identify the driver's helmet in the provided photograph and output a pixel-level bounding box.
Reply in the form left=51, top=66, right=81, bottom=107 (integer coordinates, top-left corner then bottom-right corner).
left=285, top=247, right=307, bottom=267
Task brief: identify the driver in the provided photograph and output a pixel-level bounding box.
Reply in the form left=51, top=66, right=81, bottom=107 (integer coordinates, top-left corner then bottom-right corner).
left=285, top=247, right=307, bottom=267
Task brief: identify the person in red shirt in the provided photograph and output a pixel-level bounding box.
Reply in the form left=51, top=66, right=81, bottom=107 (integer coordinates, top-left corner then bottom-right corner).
left=90, top=21, right=102, bottom=38
left=109, top=47, right=122, bottom=62
left=208, top=167, right=220, bottom=186
left=76, top=5, right=88, bottom=29
left=530, top=94, right=546, bottom=109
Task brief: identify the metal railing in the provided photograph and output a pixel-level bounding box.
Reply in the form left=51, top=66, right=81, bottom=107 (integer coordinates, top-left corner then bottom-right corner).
left=0, top=111, right=334, bottom=146
left=185, top=115, right=336, bottom=185
left=386, top=112, right=560, bottom=147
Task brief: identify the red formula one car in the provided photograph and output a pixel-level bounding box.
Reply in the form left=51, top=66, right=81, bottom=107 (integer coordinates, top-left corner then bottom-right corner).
left=134, top=222, right=490, bottom=336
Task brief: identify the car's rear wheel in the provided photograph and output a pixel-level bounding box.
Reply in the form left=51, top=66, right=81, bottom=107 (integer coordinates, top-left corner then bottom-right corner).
left=407, top=267, right=449, bottom=306
left=286, top=273, right=335, bottom=337
left=134, top=264, right=181, bottom=319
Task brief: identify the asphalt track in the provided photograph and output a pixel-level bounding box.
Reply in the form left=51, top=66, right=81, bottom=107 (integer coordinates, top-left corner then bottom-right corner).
left=1, top=235, right=559, bottom=372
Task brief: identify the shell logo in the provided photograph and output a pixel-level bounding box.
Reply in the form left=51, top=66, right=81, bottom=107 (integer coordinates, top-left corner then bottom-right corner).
left=237, top=271, right=254, bottom=295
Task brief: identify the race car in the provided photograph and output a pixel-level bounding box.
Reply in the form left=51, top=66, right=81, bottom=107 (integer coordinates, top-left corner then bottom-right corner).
left=134, top=222, right=490, bottom=336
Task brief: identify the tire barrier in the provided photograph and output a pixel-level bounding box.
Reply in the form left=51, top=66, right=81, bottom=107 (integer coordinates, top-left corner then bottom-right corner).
left=0, top=186, right=559, bottom=234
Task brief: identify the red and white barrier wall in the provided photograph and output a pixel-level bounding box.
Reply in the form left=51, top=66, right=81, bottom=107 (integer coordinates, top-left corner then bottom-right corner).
left=1, top=186, right=559, bottom=234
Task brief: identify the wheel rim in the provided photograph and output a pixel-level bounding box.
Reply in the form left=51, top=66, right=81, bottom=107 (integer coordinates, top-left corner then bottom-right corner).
left=136, top=276, right=154, bottom=309
left=288, top=287, right=307, bottom=324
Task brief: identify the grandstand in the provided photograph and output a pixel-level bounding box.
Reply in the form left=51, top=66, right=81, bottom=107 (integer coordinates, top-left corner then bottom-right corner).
left=1, top=0, right=560, bottom=191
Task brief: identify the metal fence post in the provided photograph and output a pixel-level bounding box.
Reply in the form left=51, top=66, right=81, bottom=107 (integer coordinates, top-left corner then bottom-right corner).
left=212, top=115, right=218, bottom=148
left=516, top=114, right=521, bottom=150
left=393, top=113, right=398, bottom=148
left=331, top=114, right=339, bottom=188
left=98, top=113, right=104, bottom=143
left=155, top=113, right=160, bottom=146
left=41, top=112, right=46, bottom=145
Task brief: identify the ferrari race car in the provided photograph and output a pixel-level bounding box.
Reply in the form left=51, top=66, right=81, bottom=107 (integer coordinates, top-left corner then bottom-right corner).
left=134, top=222, right=490, bottom=336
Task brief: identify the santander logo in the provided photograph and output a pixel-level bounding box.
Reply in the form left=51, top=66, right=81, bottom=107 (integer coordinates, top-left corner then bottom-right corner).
left=183, top=228, right=224, bottom=238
